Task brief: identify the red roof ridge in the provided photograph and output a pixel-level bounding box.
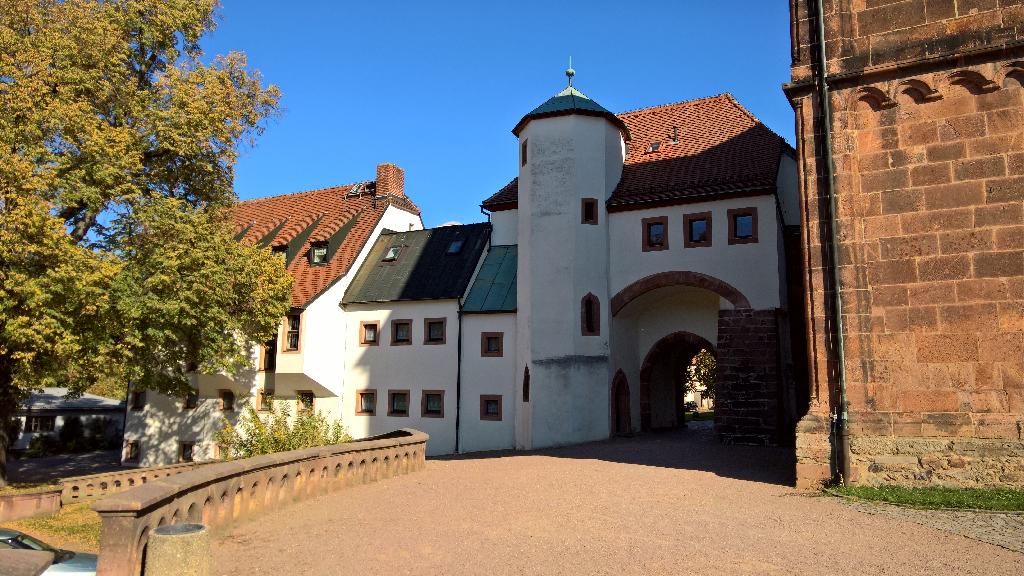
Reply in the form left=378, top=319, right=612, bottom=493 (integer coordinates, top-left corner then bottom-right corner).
left=615, top=93, right=733, bottom=118
left=237, top=181, right=369, bottom=205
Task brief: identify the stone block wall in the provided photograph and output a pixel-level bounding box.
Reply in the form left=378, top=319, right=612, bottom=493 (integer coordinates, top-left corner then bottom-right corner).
left=715, top=309, right=782, bottom=445
left=787, top=0, right=1024, bottom=488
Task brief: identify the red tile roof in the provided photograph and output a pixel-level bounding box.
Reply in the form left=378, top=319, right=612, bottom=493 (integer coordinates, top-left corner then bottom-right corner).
left=481, top=94, right=790, bottom=212
left=233, top=184, right=421, bottom=308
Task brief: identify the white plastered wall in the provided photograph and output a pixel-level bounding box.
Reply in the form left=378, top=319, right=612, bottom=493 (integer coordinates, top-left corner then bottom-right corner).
left=608, top=194, right=782, bottom=311
left=489, top=209, right=518, bottom=246
left=341, top=301, right=460, bottom=456
left=459, top=313, right=516, bottom=453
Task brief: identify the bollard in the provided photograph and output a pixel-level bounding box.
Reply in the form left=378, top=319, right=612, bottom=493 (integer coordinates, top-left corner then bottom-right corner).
left=145, top=523, right=210, bottom=576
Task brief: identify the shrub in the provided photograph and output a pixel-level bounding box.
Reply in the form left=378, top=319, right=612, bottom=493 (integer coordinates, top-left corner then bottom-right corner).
left=214, top=398, right=351, bottom=459
left=25, top=434, right=62, bottom=458
left=58, top=415, right=87, bottom=452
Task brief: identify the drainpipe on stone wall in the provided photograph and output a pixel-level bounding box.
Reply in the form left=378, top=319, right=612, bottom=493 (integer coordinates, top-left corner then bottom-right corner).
left=814, top=0, right=852, bottom=485
left=455, top=301, right=464, bottom=453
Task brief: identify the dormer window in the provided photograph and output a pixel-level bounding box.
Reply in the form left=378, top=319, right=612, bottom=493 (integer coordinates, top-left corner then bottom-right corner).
left=382, top=246, right=402, bottom=262
left=446, top=239, right=464, bottom=254
left=646, top=141, right=661, bottom=154
left=310, top=242, right=328, bottom=265
left=272, top=245, right=287, bottom=263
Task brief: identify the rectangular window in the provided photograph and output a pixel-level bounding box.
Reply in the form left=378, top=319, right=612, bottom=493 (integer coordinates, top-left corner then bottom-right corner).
left=581, top=198, right=598, bottom=225
left=310, top=242, right=328, bottom=265
left=124, top=440, right=140, bottom=463
left=219, top=390, right=235, bottom=412
left=130, top=391, right=146, bottom=411
left=183, top=390, right=198, bottom=410
left=421, top=390, right=445, bottom=418
left=391, top=319, right=412, bottom=345
left=480, top=395, right=502, bottom=421
left=257, top=388, right=273, bottom=412
left=683, top=211, right=713, bottom=248
left=272, top=245, right=287, bottom=263
left=521, top=139, right=528, bottom=166
left=360, top=321, right=380, bottom=346
left=297, top=391, right=314, bottom=413
left=388, top=390, right=410, bottom=417
left=28, top=416, right=56, bottom=433
left=382, top=246, right=402, bottom=262
left=284, top=314, right=300, bottom=351
left=641, top=216, right=669, bottom=251
left=214, top=444, right=230, bottom=460
left=356, top=389, right=377, bottom=415
left=424, top=318, right=446, bottom=345
left=447, top=239, right=464, bottom=254
left=179, top=441, right=195, bottom=463
left=260, top=337, right=277, bottom=371
left=481, top=332, right=504, bottom=357
left=728, top=207, right=758, bottom=244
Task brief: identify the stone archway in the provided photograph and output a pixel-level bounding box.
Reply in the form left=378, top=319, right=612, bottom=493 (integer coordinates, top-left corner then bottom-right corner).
left=638, top=331, right=716, bottom=432
left=610, top=370, right=631, bottom=436
left=610, top=271, right=751, bottom=317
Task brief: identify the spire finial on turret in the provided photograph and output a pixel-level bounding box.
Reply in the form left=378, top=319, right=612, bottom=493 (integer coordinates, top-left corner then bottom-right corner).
left=566, top=56, right=575, bottom=87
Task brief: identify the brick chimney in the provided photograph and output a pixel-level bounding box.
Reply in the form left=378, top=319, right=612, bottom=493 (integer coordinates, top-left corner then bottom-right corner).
left=376, top=163, right=404, bottom=197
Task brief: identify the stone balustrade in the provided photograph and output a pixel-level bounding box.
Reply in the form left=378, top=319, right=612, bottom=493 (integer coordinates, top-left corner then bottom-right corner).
left=92, top=429, right=429, bottom=576
left=62, top=461, right=208, bottom=504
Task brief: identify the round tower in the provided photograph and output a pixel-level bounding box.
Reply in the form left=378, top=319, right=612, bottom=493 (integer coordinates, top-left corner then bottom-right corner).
left=513, top=70, right=628, bottom=450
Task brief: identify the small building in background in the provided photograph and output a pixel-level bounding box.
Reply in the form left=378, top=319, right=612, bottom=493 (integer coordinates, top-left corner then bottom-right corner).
left=14, top=388, right=125, bottom=451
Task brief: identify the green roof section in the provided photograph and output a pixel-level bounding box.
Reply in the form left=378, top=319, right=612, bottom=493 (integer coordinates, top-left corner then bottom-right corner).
left=512, top=85, right=629, bottom=138
left=342, top=223, right=491, bottom=305
left=463, top=245, right=517, bottom=313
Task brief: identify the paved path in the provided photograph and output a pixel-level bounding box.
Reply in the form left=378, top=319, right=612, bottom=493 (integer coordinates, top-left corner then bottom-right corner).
left=213, top=426, right=1023, bottom=576
left=8, top=449, right=122, bottom=484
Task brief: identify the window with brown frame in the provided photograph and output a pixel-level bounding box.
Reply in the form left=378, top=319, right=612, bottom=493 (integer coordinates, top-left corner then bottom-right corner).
left=581, top=198, right=598, bottom=225
left=424, top=318, right=446, bottom=345
left=391, top=319, right=413, bottom=345
left=388, top=390, right=410, bottom=417
left=728, top=207, right=758, bottom=245
left=257, top=388, right=273, bottom=412
left=360, top=321, right=380, bottom=346
left=520, top=139, right=528, bottom=166
left=356, top=389, right=377, bottom=415
left=421, top=390, right=445, bottom=418
left=214, top=444, right=231, bottom=460
left=683, top=211, right=713, bottom=248
left=309, top=241, right=328, bottom=266
left=183, top=390, right=198, bottom=410
left=124, top=440, right=140, bottom=463
left=641, top=216, right=668, bottom=251
left=130, top=390, right=145, bottom=411
left=218, top=390, right=235, bottom=412
left=481, top=332, right=504, bottom=357
left=179, top=441, right=195, bottom=463
left=480, top=395, right=502, bottom=421
left=581, top=293, right=600, bottom=336
left=260, top=337, right=277, bottom=371
left=297, top=391, right=315, bottom=413
left=284, top=314, right=301, bottom=351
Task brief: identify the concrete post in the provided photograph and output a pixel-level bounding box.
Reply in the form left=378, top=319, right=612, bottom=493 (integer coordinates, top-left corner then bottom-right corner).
left=145, top=523, right=210, bottom=576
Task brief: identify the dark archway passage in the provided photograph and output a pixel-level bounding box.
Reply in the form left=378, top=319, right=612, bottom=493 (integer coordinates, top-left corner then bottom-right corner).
left=611, top=371, right=631, bottom=436
left=639, top=332, right=716, bottom=432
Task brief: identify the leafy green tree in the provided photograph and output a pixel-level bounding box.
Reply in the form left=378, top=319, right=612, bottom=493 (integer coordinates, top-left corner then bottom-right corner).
left=689, top=349, right=717, bottom=402
left=215, top=399, right=352, bottom=460
left=0, top=0, right=289, bottom=485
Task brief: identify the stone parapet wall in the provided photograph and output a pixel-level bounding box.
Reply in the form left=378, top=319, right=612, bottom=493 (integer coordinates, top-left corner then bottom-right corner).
left=92, top=429, right=428, bottom=576
left=62, top=461, right=210, bottom=504
left=0, top=487, right=62, bottom=522
left=715, top=309, right=782, bottom=446
left=850, top=435, right=1024, bottom=486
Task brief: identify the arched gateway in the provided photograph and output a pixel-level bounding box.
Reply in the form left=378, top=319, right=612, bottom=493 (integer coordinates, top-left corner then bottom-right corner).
left=639, top=331, right=715, bottom=432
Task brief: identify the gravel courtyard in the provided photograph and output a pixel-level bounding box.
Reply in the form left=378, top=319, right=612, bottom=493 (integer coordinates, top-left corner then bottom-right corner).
left=212, top=425, right=1023, bottom=575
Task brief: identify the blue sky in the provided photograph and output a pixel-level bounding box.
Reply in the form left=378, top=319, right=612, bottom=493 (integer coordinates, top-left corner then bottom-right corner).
left=206, top=1, right=794, bottom=227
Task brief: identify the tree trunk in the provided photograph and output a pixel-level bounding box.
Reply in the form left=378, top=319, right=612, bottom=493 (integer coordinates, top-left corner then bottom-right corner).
left=0, top=361, right=16, bottom=488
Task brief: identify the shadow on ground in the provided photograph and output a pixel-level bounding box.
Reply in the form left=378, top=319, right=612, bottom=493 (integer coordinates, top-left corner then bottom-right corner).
left=8, top=450, right=122, bottom=484
left=439, top=420, right=796, bottom=487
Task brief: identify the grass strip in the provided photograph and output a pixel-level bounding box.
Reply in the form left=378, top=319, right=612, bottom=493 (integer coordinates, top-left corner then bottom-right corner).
left=832, top=485, right=1024, bottom=512
left=0, top=502, right=102, bottom=553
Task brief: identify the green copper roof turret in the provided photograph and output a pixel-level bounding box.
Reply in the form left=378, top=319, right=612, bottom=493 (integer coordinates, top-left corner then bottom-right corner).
left=512, top=75, right=630, bottom=139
